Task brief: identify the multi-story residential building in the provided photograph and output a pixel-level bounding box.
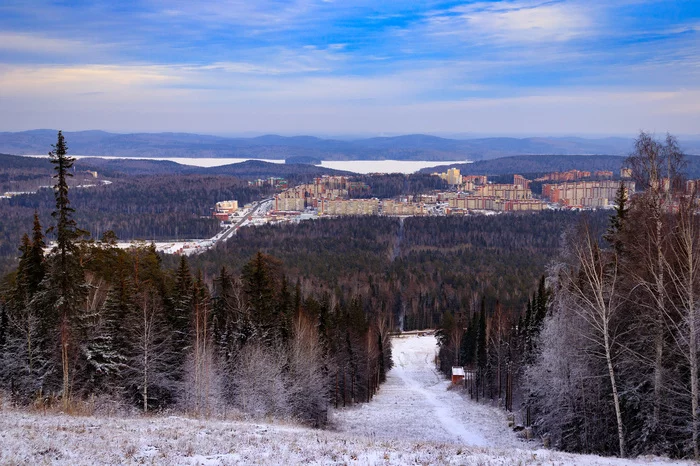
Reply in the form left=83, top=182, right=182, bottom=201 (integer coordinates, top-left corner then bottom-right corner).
left=594, top=171, right=614, bottom=179
left=274, top=196, right=305, bottom=211
left=513, top=174, right=531, bottom=189
left=381, top=200, right=426, bottom=216
left=464, top=175, right=487, bottom=186
left=475, top=184, right=532, bottom=200
left=543, top=180, right=635, bottom=207
left=319, top=198, right=379, bottom=216
left=535, top=170, right=591, bottom=182
left=448, top=196, right=545, bottom=212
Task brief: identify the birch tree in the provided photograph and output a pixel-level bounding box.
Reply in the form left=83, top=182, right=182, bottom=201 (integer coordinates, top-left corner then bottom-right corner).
left=564, top=224, right=626, bottom=457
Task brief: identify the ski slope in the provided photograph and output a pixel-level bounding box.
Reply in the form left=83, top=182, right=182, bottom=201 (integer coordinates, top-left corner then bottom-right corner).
left=332, top=333, right=521, bottom=448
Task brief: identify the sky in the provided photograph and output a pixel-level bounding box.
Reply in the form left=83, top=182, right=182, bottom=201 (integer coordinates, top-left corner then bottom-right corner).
left=0, top=0, right=699, bottom=136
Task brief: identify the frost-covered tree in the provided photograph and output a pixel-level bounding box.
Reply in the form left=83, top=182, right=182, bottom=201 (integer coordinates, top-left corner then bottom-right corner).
left=124, top=289, right=176, bottom=412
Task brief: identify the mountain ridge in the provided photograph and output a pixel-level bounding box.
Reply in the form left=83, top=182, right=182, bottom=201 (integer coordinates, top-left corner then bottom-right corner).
left=3, top=130, right=698, bottom=161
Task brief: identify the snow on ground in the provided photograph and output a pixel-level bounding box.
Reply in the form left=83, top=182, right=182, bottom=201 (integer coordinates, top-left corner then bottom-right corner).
left=0, top=334, right=693, bottom=465
left=331, top=334, right=519, bottom=448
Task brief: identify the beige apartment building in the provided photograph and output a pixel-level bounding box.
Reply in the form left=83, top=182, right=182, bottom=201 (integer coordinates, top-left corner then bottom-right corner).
left=381, top=200, right=426, bottom=216
left=319, top=198, right=379, bottom=216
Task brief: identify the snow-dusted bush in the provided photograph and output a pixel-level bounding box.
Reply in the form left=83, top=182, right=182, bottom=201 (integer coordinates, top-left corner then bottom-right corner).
left=231, top=342, right=290, bottom=419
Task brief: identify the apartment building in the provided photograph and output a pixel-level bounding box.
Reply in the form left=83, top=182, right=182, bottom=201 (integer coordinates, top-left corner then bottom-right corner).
left=535, top=170, right=591, bottom=182
left=475, top=184, right=532, bottom=200
left=543, top=180, right=635, bottom=207
left=274, top=196, right=305, bottom=212
left=448, top=196, right=545, bottom=212
left=319, top=198, right=379, bottom=216
left=381, top=200, right=426, bottom=216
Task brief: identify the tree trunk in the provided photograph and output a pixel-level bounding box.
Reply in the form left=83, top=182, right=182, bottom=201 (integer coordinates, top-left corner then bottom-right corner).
left=605, top=322, right=626, bottom=457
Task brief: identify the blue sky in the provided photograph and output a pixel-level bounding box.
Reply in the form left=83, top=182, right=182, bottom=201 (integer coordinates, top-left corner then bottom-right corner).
left=0, top=0, right=699, bottom=136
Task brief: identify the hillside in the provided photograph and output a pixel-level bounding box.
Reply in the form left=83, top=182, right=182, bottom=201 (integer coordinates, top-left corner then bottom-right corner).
left=0, top=334, right=689, bottom=465
left=0, top=153, right=351, bottom=178
left=3, top=130, right=699, bottom=161
left=421, top=154, right=700, bottom=178
left=76, top=157, right=351, bottom=177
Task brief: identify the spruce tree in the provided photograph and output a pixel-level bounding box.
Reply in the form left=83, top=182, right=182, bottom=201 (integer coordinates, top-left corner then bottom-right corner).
left=170, top=255, right=193, bottom=359
left=27, top=213, right=45, bottom=297
left=477, top=298, right=487, bottom=370
left=604, top=182, right=629, bottom=256
left=44, top=130, right=86, bottom=409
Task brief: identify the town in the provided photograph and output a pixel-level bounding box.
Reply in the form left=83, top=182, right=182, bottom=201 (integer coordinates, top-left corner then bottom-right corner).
left=214, top=168, right=637, bottom=225
left=126, top=165, right=700, bottom=256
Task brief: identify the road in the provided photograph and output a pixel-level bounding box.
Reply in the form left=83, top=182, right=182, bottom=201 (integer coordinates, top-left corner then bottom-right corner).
left=215, top=198, right=271, bottom=244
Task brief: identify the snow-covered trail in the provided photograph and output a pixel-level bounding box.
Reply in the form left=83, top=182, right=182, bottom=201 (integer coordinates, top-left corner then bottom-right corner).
left=332, top=334, right=523, bottom=449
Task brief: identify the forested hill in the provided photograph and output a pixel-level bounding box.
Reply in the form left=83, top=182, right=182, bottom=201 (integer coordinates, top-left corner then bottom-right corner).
left=187, top=211, right=610, bottom=328
left=4, top=130, right=700, bottom=161
left=421, top=154, right=700, bottom=178
left=77, top=158, right=351, bottom=177
left=0, top=153, right=351, bottom=177
left=0, top=153, right=49, bottom=169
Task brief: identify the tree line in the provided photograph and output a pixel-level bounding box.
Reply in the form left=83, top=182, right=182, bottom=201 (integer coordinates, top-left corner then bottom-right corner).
left=0, top=132, right=391, bottom=424
left=437, top=132, right=700, bottom=460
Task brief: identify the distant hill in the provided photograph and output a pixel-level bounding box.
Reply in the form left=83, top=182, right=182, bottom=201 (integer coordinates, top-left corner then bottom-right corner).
left=420, top=154, right=700, bottom=179
left=3, top=130, right=699, bottom=161
left=0, top=153, right=351, bottom=178
left=76, top=157, right=350, bottom=177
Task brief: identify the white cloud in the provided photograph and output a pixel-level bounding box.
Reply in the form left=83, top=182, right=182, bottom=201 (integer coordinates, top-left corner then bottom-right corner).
left=425, top=1, right=594, bottom=44
left=0, top=32, right=103, bottom=56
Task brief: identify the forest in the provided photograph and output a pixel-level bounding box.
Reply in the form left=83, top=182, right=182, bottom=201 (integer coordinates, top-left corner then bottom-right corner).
left=434, top=132, right=700, bottom=460
left=0, top=132, right=391, bottom=425
left=8, top=130, right=698, bottom=459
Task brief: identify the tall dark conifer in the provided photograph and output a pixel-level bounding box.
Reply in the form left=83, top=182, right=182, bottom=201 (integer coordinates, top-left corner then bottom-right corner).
left=604, top=182, right=629, bottom=256
left=27, top=213, right=46, bottom=297
left=45, top=130, right=86, bottom=409
left=477, top=298, right=487, bottom=371
left=170, top=255, right=193, bottom=364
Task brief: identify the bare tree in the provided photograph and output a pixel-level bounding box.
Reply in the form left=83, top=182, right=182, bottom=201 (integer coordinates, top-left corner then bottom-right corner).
left=124, top=290, right=174, bottom=413
left=563, top=224, right=626, bottom=457
left=625, top=131, right=685, bottom=426
left=664, top=194, right=700, bottom=459
left=231, top=342, right=289, bottom=418
left=287, top=311, right=329, bottom=426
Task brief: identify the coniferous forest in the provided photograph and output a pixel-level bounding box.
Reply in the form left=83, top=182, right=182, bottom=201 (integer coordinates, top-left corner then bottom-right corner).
left=0, top=132, right=391, bottom=425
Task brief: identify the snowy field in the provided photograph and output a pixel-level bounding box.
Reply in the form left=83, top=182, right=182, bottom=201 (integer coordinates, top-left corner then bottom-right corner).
left=0, top=334, right=693, bottom=465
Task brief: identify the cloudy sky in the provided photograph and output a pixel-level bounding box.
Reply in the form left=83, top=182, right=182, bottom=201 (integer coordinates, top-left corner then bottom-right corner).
left=1, top=0, right=699, bottom=136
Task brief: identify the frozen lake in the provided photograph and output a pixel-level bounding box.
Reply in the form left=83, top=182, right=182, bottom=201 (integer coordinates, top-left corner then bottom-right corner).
left=22, top=155, right=468, bottom=174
